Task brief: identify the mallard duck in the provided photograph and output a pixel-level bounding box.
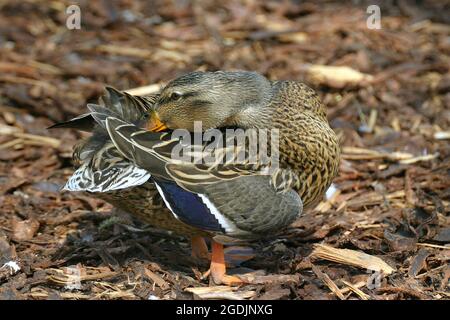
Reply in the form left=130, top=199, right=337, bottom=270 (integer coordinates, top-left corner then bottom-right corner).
left=50, top=71, right=340, bottom=285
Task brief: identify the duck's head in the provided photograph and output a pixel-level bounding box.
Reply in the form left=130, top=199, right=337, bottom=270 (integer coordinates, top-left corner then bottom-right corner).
left=148, top=71, right=273, bottom=132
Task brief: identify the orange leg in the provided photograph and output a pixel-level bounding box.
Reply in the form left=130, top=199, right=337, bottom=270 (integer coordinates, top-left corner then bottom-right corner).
left=210, top=240, right=244, bottom=285
left=191, top=236, right=210, bottom=260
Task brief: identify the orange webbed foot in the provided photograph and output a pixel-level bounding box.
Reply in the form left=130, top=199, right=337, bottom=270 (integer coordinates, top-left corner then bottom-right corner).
left=210, top=241, right=246, bottom=286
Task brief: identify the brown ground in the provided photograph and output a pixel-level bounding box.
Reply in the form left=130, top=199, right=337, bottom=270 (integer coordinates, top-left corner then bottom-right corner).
left=0, top=0, right=449, bottom=300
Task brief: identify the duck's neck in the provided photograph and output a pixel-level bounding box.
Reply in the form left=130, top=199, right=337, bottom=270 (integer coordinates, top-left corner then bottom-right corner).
left=225, top=83, right=275, bottom=129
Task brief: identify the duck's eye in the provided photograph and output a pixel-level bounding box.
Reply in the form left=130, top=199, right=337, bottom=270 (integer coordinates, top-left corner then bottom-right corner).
left=170, top=92, right=183, bottom=101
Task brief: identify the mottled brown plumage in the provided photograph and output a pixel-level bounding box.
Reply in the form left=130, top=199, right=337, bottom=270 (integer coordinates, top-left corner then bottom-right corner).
left=52, top=71, right=340, bottom=285
left=148, top=73, right=340, bottom=211
left=57, top=72, right=340, bottom=236
left=270, top=81, right=340, bottom=209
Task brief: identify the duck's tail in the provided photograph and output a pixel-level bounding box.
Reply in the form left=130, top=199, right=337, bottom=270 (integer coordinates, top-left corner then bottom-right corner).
left=48, top=87, right=158, bottom=132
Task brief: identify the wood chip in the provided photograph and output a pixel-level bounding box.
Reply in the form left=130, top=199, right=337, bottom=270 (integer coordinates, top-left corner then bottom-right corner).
left=433, top=131, right=450, bottom=140
left=257, top=287, right=291, bottom=300
left=12, top=219, right=40, bottom=241
left=375, top=286, right=430, bottom=300
left=341, top=280, right=371, bottom=300
left=185, top=286, right=256, bottom=300
left=416, top=243, right=450, bottom=250
left=144, top=267, right=169, bottom=290
left=339, top=281, right=366, bottom=294
left=311, top=265, right=345, bottom=300
left=12, top=132, right=61, bottom=148
left=347, top=190, right=405, bottom=208
left=47, top=269, right=118, bottom=286
left=237, top=273, right=300, bottom=285
left=302, top=64, right=373, bottom=88
left=310, top=244, right=396, bottom=275
left=399, top=153, right=439, bottom=164
left=342, top=147, right=412, bottom=161
left=0, top=75, right=57, bottom=91
left=408, top=248, right=430, bottom=277
left=125, top=83, right=163, bottom=96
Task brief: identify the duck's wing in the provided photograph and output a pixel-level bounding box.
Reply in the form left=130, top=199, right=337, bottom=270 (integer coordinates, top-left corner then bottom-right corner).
left=104, top=117, right=303, bottom=238
left=103, top=116, right=299, bottom=192
left=99, top=87, right=158, bottom=125
left=64, top=140, right=151, bottom=193
left=52, top=88, right=158, bottom=192
left=47, top=113, right=96, bottom=132
left=48, top=87, right=158, bottom=132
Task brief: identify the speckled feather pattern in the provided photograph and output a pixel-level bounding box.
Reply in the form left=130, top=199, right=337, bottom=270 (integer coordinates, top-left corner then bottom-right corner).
left=269, top=81, right=340, bottom=209
left=67, top=92, right=210, bottom=237
left=64, top=76, right=340, bottom=239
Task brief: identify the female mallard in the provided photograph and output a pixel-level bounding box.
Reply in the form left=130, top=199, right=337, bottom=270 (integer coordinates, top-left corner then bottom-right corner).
left=51, top=71, right=340, bottom=285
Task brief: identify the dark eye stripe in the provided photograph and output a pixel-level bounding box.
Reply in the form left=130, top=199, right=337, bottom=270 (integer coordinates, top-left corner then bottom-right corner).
left=159, top=91, right=199, bottom=104
left=182, top=92, right=199, bottom=98
left=191, top=99, right=212, bottom=108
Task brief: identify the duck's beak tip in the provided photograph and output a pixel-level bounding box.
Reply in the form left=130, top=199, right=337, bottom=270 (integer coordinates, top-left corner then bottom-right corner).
left=147, top=111, right=168, bottom=132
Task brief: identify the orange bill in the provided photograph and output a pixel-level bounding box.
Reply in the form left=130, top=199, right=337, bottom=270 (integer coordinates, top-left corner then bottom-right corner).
left=146, top=111, right=168, bottom=132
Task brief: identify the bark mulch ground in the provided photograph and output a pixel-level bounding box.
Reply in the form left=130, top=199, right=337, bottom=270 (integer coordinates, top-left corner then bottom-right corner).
left=0, top=0, right=448, bottom=300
